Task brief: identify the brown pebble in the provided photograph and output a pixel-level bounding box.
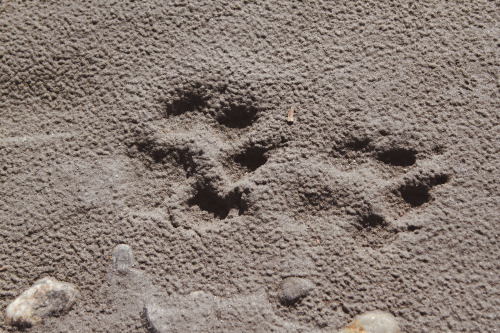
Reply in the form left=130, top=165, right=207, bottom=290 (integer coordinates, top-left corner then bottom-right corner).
left=277, top=277, right=313, bottom=305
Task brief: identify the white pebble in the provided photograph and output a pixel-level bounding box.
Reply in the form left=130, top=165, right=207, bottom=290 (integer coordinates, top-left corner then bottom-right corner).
left=5, top=277, right=78, bottom=327
left=338, top=310, right=399, bottom=333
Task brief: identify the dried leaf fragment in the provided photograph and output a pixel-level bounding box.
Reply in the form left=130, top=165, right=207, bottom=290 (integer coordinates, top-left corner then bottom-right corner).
left=287, top=106, right=295, bottom=123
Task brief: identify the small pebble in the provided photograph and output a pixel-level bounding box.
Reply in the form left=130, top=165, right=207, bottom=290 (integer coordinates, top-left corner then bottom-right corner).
left=277, top=277, right=313, bottom=305
left=5, top=277, right=78, bottom=327
left=112, top=244, right=134, bottom=273
left=338, top=310, right=399, bottom=333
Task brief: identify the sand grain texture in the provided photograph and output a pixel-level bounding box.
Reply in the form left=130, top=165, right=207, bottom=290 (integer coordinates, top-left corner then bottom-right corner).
left=1, top=1, right=499, bottom=332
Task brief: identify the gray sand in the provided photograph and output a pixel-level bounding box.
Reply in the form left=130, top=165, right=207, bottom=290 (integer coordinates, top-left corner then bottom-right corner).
left=1, top=1, right=499, bottom=332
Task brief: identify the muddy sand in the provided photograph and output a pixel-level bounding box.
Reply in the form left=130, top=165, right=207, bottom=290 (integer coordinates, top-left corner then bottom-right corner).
left=1, top=1, right=499, bottom=332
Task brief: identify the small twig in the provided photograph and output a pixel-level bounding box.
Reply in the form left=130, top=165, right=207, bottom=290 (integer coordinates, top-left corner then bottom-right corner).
left=287, top=105, right=295, bottom=124
left=0, top=266, right=7, bottom=272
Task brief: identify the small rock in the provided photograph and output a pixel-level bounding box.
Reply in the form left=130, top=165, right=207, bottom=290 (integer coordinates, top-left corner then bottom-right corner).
left=5, top=277, right=78, bottom=327
left=277, top=277, right=313, bottom=305
left=112, top=244, right=134, bottom=273
left=338, top=310, right=399, bottom=333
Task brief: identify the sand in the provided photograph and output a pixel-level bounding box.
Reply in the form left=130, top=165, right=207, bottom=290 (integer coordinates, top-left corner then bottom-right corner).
left=1, top=1, right=499, bottom=332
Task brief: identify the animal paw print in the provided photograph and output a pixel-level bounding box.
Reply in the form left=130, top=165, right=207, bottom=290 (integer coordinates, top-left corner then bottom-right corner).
left=336, top=134, right=451, bottom=248
left=129, top=80, right=282, bottom=229
left=165, top=81, right=260, bottom=130
left=127, top=80, right=451, bottom=250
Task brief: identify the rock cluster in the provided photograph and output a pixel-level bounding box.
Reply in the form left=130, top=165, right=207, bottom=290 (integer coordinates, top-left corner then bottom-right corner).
left=5, top=277, right=78, bottom=327
left=3, top=244, right=402, bottom=332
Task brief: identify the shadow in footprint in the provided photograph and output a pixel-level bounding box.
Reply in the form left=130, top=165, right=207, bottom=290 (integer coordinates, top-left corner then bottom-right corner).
left=217, top=104, right=259, bottom=129
left=233, top=146, right=269, bottom=172
left=188, top=187, right=231, bottom=219
left=357, top=214, right=386, bottom=229
left=399, top=174, right=449, bottom=207
left=377, top=148, right=416, bottom=167
left=165, top=84, right=208, bottom=116
left=188, top=186, right=248, bottom=220
left=353, top=213, right=397, bottom=248
left=345, top=137, right=371, bottom=152
left=133, top=139, right=197, bottom=177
